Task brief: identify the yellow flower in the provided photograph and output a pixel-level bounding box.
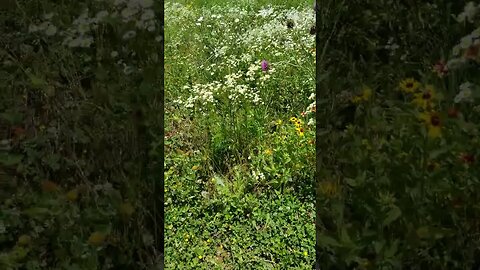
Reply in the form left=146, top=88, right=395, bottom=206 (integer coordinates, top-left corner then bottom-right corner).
left=66, top=189, right=79, bottom=202
left=192, top=165, right=200, bottom=171
left=118, top=202, right=135, bottom=219
left=399, top=78, right=421, bottom=93
left=207, top=239, right=212, bottom=243
left=351, top=86, right=372, bottom=104
left=295, top=127, right=305, bottom=137
left=362, top=86, right=372, bottom=100
left=289, top=117, right=297, bottom=123
left=419, top=111, right=442, bottom=138
left=17, top=235, right=32, bottom=246
left=412, top=85, right=436, bottom=110
left=88, top=232, right=107, bottom=246
left=319, top=181, right=339, bottom=197
left=352, top=96, right=363, bottom=104
left=275, top=119, right=283, bottom=125
left=198, top=255, right=203, bottom=259
left=264, top=149, right=273, bottom=155
left=303, top=251, right=308, bottom=256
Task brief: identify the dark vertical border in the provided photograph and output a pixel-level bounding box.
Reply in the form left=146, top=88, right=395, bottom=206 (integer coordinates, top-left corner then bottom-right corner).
left=314, top=0, right=321, bottom=269
left=156, top=0, right=165, bottom=268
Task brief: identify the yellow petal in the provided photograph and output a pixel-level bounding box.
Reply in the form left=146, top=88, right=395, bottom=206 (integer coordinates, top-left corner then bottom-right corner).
left=428, top=126, right=441, bottom=138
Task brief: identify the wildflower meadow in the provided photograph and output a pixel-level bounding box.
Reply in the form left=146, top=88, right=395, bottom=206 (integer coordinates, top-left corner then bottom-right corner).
left=1, top=0, right=163, bottom=268
left=316, top=0, right=480, bottom=269
left=165, top=0, right=315, bottom=268
left=2, top=0, right=480, bottom=269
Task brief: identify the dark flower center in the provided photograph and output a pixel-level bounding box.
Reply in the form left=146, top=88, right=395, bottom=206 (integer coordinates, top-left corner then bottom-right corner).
left=406, top=82, right=414, bottom=88
left=448, top=107, right=458, bottom=118
left=460, top=153, right=475, bottom=163
left=430, top=115, right=441, bottom=126
left=422, top=92, right=431, bottom=100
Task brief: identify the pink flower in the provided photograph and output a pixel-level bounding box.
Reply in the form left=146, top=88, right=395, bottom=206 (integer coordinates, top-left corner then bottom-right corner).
left=261, top=60, right=269, bottom=71
left=433, top=60, right=448, bottom=78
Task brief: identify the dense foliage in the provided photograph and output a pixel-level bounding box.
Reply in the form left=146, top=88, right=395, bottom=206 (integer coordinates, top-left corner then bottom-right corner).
left=1, top=0, right=163, bottom=268
left=316, top=0, right=480, bottom=269
left=164, top=1, right=315, bottom=268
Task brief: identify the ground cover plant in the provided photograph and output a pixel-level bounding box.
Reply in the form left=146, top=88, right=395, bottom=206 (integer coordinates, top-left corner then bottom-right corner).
left=164, top=0, right=316, bottom=269
left=316, top=0, right=480, bottom=269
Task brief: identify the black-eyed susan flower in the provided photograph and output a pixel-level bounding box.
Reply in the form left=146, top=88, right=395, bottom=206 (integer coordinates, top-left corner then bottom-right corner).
left=352, top=86, right=372, bottom=104
left=419, top=111, right=442, bottom=138
left=399, top=78, right=420, bottom=93
left=295, top=126, right=305, bottom=137
left=412, top=85, right=436, bottom=110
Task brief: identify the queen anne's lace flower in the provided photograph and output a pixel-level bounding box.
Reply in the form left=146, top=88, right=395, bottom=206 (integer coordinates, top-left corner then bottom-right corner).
left=457, top=2, right=479, bottom=23
left=454, top=82, right=476, bottom=103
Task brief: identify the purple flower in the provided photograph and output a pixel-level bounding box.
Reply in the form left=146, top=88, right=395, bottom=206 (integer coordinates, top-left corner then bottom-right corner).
left=261, top=60, right=269, bottom=71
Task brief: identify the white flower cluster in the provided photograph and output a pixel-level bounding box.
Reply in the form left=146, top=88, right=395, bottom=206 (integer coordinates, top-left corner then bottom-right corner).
left=28, top=12, right=58, bottom=36
left=448, top=2, right=480, bottom=69
left=175, top=69, right=264, bottom=112
left=61, top=9, right=98, bottom=48
left=222, top=70, right=264, bottom=104
left=257, top=7, right=275, bottom=18
left=445, top=2, right=480, bottom=104
left=176, top=83, right=217, bottom=109
left=55, top=0, right=157, bottom=48
left=245, top=61, right=276, bottom=86
left=241, top=7, right=315, bottom=52
left=251, top=170, right=265, bottom=181
left=305, top=93, right=315, bottom=126
left=456, top=1, right=480, bottom=23
left=454, top=82, right=478, bottom=103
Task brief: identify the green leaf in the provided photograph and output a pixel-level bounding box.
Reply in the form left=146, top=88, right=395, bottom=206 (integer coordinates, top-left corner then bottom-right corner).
left=339, top=226, right=354, bottom=247
left=213, top=175, right=225, bottom=187
left=382, top=206, right=402, bottom=227
left=384, top=240, right=399, bottom=258
left=0, top=111, right=23, bottom=124
left=0, top=152, right=23, bottom=166
left=23, top=207, right=51, bottom=219
left=416, top=226, right=430, bottom=239
left=318, top=234, right=342, bottom=247
left=29, top=74, right=46, bottom=88
left=429, top=145, right=453, bottom=160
